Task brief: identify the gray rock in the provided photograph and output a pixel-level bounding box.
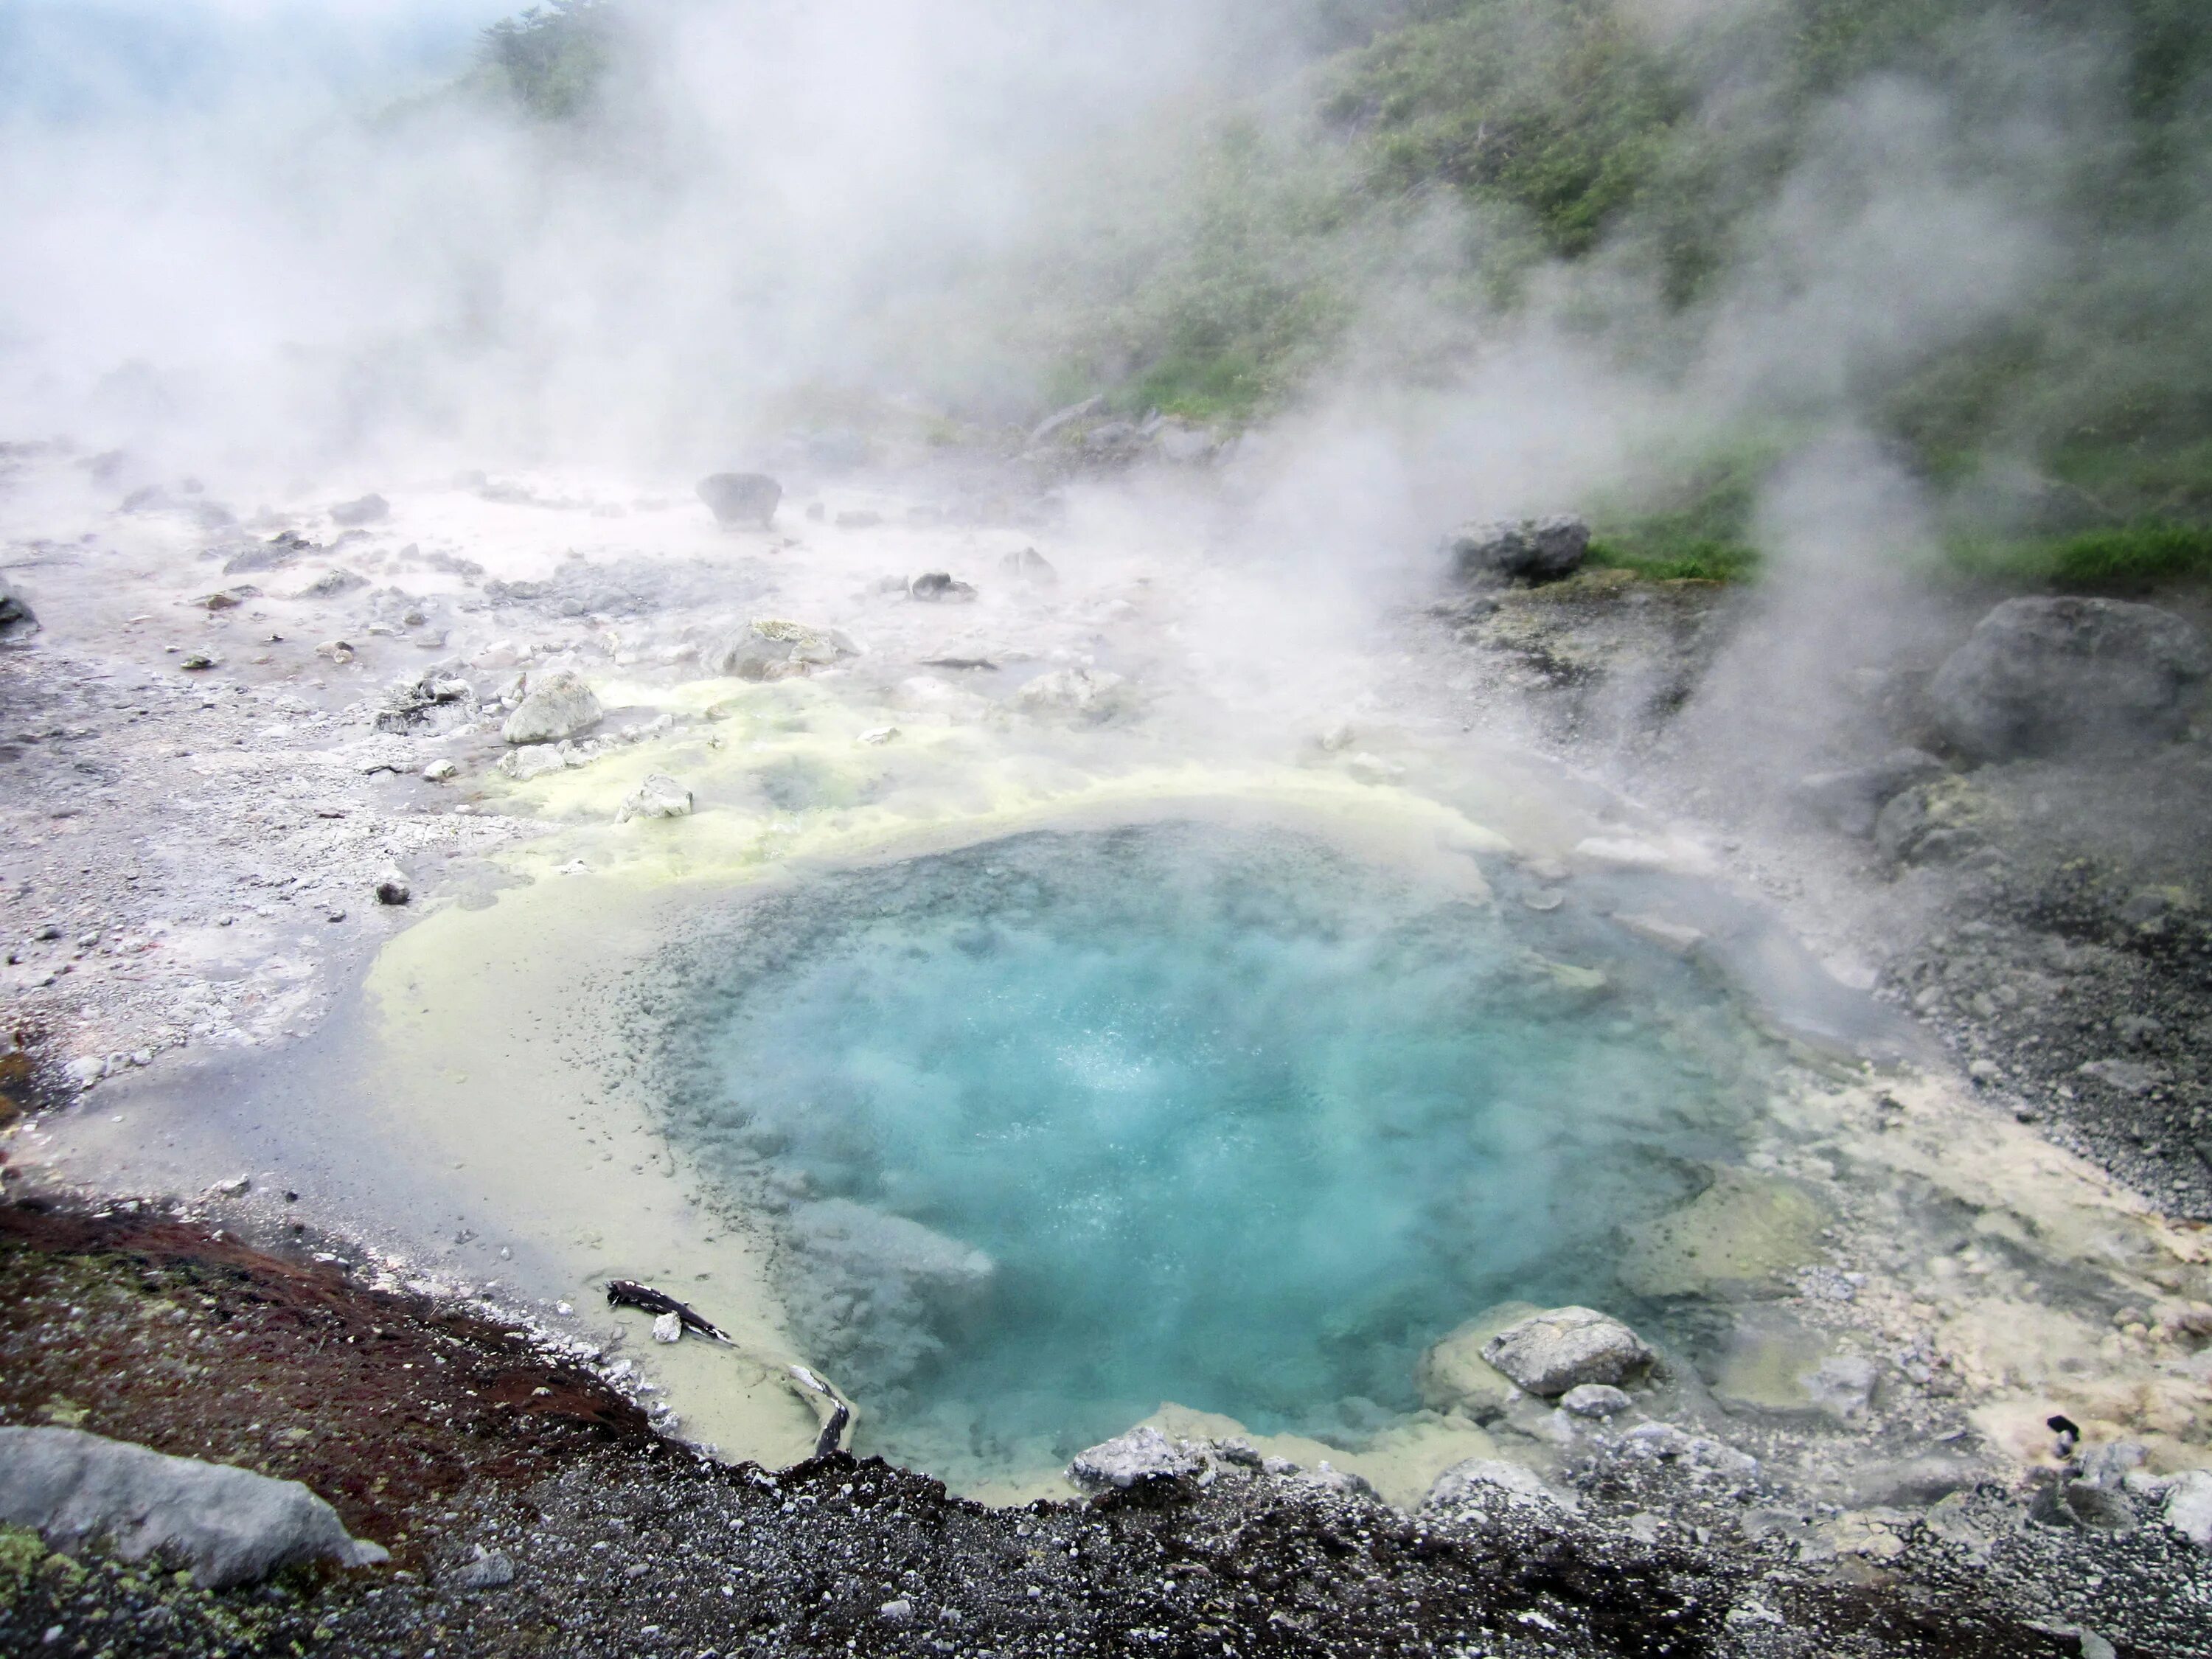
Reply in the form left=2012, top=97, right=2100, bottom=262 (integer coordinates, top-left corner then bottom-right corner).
left=1066, top=1426, right=1200, bottom=1492
left=998, top=546, right=1057, bottom=585
left=1791, top=750, right=1945, bottom=838
left=1014, top=666, right=1136, bottom=726
left=329, top=493, right=389, bottom=526
left=1800, top=1355, right=1878, bottom=1419
left=1481, top=1306, right=1652, bottom=1397
left=908, top=571, right=977, bottom=602
left=0, top=1426, right=386, bottom=1588
left=223, top=532, right=314, bottom=576
left=373, top=669, right=475, bottom=735
left=0, top=574, right=38, bottom=642
left=878, top=1597, right=915, bottom=1625
left=1028, top=395, right=1105, bottom=447
left=698, top=472, right=782, bottom=529
left=1927, top=597, right=2211, bottom=760
left=1559, top=1383, right=1632, bottom=1418
left=1872, top=783, right=1986, bottom=866
left=2160, top=1470, right=2212, bottom=1548
left=502, top=671, right=604, bottom=745
left=445, top=1545, right=515, bottom=1590
left=709, top=618, right=860, bottom=681
left=2037, top=1476, right=2137, bottom=1533
left=617, top=773, right=694, bottom=823
left=1423, top=1457, right=1573, bottom=1516
left=1443, top=515, right=1590, bottom=585
left=1615, top=1422, right=1759, bottom=1480
left=295, top=568, right=367, bottom=599
left=373, top=870, right=411, bottom=906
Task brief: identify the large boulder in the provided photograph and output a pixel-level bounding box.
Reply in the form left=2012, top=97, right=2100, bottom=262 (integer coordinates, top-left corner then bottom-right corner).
left=698, top=472, right=782, bottom=529
left=1442, top=515, right=1590, bottom=584
left=0, top=1426, right=386, bottom=1587
left=1481, top=1307, right=1652, bottom=1397
left=0, top=574, right=36, bottom=643
left=502, top=669, right=604, bottom=745
left=1927, top=597, right=2211, bottom=761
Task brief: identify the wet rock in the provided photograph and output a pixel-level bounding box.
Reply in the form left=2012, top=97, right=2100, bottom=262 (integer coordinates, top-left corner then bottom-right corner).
left=1067, top=1427, right=1200, bottom=1492
left=1791, top=749, right=1946, bottom=838
left=1422, top=1457, right=1572, bottom=1517
left=0, top=574, right=38, bottom=643
left=1443, top=515, right=1590, bottom=585
left=1927, top=597, right=2211, bottom=760
left=373, top=871, right=411, bottom=906
left=1481, top=1307, right=1652, bottom=1397
left=1014, top=666, right=1136, bottom=726
left=908, top=571, right=977, bottom=602
left=1559, top=1383, right=1632, bottom=1418
left=709, top=618, right=860, bottom=680
left=329, top=493, right=389, bottom=527
left=0, top=1425, right=386, bottom=1588
left=698, top=472, right=782, bottom=529
left=503, top=671, right=604, bottom=745
left=618, top=773, right=694, bottom=824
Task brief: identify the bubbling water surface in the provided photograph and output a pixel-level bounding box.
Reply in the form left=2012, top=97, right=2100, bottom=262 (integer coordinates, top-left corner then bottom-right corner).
left=652, top=824, right=1777, bottom=1480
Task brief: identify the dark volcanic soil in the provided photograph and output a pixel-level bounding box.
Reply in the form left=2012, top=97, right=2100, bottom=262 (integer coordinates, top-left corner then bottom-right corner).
left=0, top=1200, right=2197, bottom=1658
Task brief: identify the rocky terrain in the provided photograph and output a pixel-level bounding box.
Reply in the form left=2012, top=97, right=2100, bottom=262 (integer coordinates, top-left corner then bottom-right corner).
left=2, top=442, right=2211, bottom=1655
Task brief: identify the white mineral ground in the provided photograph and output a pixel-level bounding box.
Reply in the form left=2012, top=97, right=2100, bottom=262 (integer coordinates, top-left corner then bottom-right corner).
left=2, top=451, right=2206, bottom=1508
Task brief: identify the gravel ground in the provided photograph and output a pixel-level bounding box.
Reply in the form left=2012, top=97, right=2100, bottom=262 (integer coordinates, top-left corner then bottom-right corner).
left=1, top=1200, right=2197, bottom=1658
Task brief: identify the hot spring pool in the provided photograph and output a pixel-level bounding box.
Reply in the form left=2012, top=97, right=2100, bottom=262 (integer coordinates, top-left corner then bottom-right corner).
left=644, top=823, right=1778, bottom=1481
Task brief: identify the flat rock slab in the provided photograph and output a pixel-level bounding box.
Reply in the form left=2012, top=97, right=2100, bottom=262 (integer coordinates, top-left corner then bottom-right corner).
left=0, top=1425, right=387, bottom=1587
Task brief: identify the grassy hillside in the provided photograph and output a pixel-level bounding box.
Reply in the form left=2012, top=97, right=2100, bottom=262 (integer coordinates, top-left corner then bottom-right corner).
left=478, top=0, right=2212, bottom=586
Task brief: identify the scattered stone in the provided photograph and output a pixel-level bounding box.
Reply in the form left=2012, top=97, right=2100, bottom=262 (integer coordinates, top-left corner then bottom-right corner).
left=2159, top=1470, right=2212, bottom=1548
left=617, top=773, right=694, bottom=824
left=698, top=473, right=782, bottom=529
left=0, top=575, right=40, bottom=642
left=1481, top=1307, right=1652, bottom=1397
left=445, top=1545, right=515, bottom=1590
left=1926, top=597, right=2211, bottom=760
left=0, top=1426, right=386, bottom=1588
left=1442, top=515, right=1590, bottom=584
left=1014, top=666, right=1136, bottom=726
left=1422, top=1458, right=1573, bottom=1517
left=709, top=618, right=860, bottom=680
left=1791, top=749, right=1947, bottom=838
left=179, top=653, right=217, bottom=672
left=1615, top=1422, right=1759, bottom=1480
left=373, top=871, right=411, bottom=906
left=2077, top=1057, right=2166, bottom=1096
left=223, top=532, right=314, bottom=576
left=503, top=671, right=604, bottom=745
left=1873, top=776, right=1994, bottom=866
left=908, top=571, right=977, bottom=602
left=1800, top=1355, right=1879, bottom=1420
left=374, top=669, right=475, bottom=735
left=1066, top=1427, right=1201, bottom=1492
left=651, top=1311, right=683, bottom=1344
left=61, top=1057, right=103, bottom=1091
left=315, top=640, right=356, bottom=665
left=858, top=726, right=900, bottom=745
left=206, top=1175, right=251, bottom=1197
left=422, top=759, right=459, bottom=782
left=879, top=1597, right=914, bottom=1625
left=998, top=546, right=1057, bottom=585
left=1559, top=1383, right=1632, bottom=1418
left=329, top=493, right=389, bottom=526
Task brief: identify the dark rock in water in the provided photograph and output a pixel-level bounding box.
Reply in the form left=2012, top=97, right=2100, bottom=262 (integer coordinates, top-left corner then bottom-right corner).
left=1791, top=749, right=1946, bottom=838
left=1443, top=515, right=1590, bottom=583
left=909, top=571, right=977, bottom=602
left=0, top=574, right=37, bottom=643
left=998, top=546, right=1057, bottom=585
left=698, top=472, right=782, bottom=529
left=0, top=1425, right=386, bottom=1587
left=1927, top=597, right=2211, bottom=761
left=330, top=493, right=389, bottom=526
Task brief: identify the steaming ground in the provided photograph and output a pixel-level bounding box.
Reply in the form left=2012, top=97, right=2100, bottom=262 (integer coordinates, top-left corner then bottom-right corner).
left=4, top=440, right=2212, bottom=1653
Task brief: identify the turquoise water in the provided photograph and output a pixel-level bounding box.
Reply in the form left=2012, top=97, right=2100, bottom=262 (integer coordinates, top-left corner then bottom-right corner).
left=655, top=824, right=1771, bottom=1478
